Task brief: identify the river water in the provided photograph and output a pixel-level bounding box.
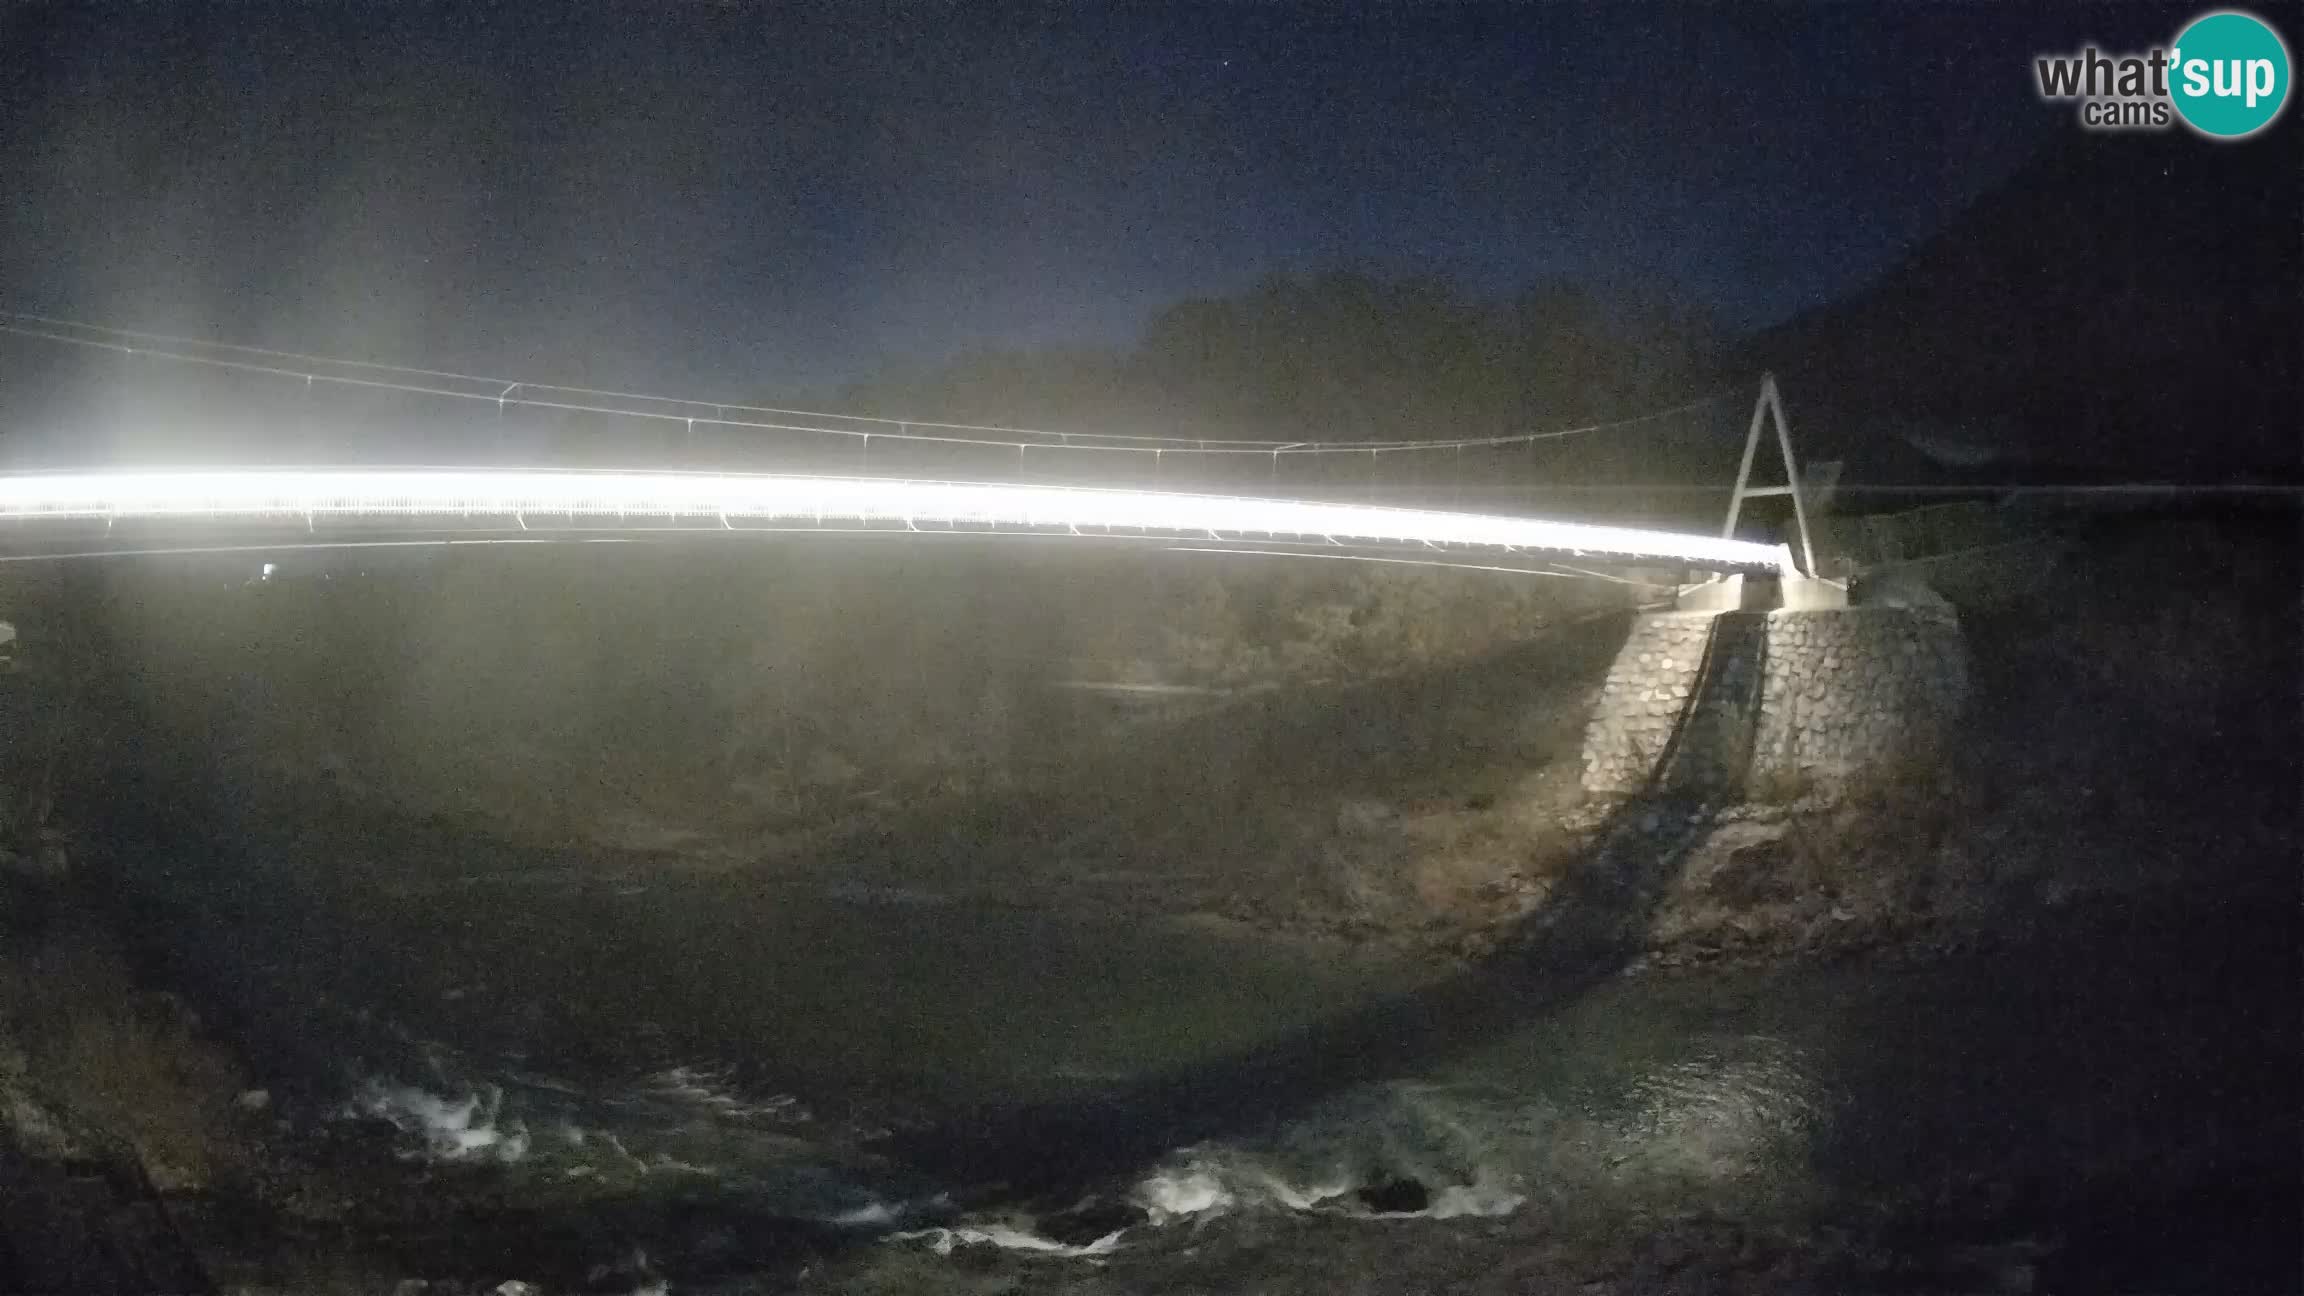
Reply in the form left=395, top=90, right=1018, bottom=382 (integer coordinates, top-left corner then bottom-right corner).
left=92, top=795, right=2300, bottom=1294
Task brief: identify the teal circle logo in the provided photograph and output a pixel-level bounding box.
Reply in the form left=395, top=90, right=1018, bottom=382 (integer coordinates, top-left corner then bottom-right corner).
left=2170, top=11, right=2291, bottom=137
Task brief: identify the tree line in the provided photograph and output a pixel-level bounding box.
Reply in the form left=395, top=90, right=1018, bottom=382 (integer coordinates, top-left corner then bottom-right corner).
left=821, top=270, right=1728, bottom=449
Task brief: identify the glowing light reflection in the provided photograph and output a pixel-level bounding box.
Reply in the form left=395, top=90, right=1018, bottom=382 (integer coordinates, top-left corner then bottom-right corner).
left=0, top=470, right=1790, bottom=572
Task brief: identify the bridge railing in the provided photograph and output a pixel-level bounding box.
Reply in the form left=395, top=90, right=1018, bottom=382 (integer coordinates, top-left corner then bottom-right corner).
left=0, top=311, right=1755, bottom=537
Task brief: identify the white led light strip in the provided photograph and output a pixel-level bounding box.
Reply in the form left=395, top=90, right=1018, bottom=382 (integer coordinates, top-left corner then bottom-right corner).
left=0, top=470, right=1792, bottom=572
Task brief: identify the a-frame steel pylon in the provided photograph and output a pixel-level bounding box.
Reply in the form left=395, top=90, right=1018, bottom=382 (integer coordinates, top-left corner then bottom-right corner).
left=1721, top=372, right=1816, bottom=578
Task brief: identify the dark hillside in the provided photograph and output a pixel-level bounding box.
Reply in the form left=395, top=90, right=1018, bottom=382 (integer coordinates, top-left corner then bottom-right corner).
left=1744, top=129, right=2300, bottom=486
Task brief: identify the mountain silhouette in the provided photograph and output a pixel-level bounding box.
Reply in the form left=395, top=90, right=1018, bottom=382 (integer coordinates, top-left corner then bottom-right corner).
left=1744, top=126, right=2299, bottom=487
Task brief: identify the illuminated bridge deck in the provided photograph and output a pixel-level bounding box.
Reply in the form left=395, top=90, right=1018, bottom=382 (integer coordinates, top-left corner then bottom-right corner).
left=0, top=468, right=1792, bottom=573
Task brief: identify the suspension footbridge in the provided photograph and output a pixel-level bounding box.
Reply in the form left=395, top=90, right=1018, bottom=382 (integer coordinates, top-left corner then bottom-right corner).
left=0, top=314, right=1813, bottom=578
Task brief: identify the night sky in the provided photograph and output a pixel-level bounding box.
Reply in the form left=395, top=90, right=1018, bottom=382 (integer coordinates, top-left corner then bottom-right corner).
left=0, top=2, right=2236, bottom=395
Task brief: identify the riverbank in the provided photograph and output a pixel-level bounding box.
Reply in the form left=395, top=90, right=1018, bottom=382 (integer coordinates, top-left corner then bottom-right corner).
left=3, top=789, right=2295, bottom=1295
left=44, top=507, right=2287, bottom=985
left=1, top=508, right=2293, bottom=1293
left=410, top=512, right=2287, bottom=988
left=796, top=873, right=2300, bottom=1296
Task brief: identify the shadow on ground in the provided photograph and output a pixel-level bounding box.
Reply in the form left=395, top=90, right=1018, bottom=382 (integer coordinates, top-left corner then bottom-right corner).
left=868, top=613, right=1760, bottom=1205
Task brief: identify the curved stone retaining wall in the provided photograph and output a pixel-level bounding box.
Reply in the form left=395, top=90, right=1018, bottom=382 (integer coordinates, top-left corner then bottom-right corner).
left=1581, top=607, right=1968, bottom=798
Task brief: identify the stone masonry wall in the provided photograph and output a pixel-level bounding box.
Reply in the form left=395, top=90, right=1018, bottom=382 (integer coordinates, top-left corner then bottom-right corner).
left=1581, top=608, right=1967, bottom=798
